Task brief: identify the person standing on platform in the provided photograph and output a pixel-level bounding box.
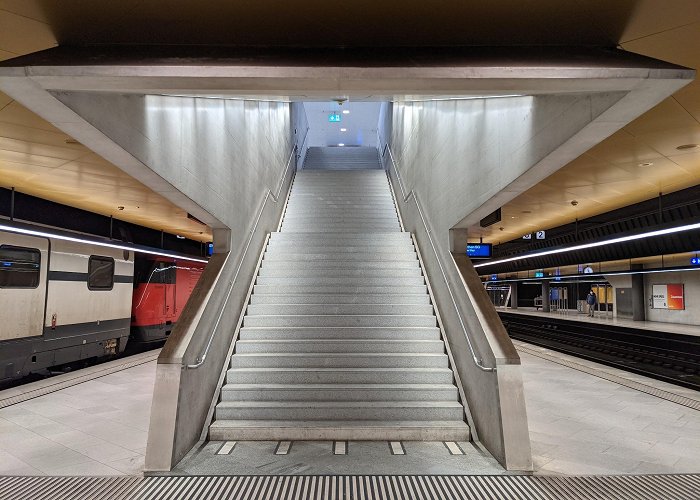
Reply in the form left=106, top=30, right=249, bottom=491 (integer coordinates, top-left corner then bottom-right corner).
left=586, top=289, right=597, bottom=317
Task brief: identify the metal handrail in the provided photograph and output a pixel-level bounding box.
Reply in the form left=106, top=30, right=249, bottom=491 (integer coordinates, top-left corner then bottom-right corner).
left=186, top=143, right=298, bottom=369
left=384, top=144, right=496, bottom=372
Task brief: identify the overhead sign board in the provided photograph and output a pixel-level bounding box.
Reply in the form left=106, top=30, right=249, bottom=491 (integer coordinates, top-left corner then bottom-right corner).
left=652, top=284, right=685, bottom=310
left=522, top=233, right=532, bottom=240
left=328, top=113, right=341, bottom=122
left=536, top=230, right=546, bottom=240
left=534, top=271, right=544, bottom=278
left=466, top=243, right=493, bottom=259
left=691, top=257, right=700, bottom=266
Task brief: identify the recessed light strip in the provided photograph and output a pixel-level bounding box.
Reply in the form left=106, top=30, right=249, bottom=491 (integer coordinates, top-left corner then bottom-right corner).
left=398, top=94, right=525, bottom=103
left=473, top=221, right=700, bottom=269
left=485, top=265, right=700, bottom=283
left=0, top=222, right=208, bottom=263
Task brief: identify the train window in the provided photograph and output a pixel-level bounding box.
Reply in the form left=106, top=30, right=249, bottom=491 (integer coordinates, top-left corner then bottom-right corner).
left=0, top=245, right=41, bottom=288
left=87, top=255, right=115, bottom=290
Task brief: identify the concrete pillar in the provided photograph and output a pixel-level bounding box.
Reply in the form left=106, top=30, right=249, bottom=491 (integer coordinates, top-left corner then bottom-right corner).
left=541, top=281, right=550, bottom=313
left=631, top=264, right=646, bottom=321
left=510, top=283, right=518, bottom=309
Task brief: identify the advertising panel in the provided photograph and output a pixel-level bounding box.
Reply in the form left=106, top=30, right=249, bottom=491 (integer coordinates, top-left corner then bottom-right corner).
left=652, top=284, right=685, bottom=310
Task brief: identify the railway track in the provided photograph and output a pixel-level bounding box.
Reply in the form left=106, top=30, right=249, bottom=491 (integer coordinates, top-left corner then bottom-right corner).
left=498, top=312, right=700, bottom=392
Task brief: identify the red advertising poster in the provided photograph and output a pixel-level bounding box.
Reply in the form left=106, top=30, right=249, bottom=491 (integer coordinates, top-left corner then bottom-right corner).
left=666, top=284, right=685, bottom=310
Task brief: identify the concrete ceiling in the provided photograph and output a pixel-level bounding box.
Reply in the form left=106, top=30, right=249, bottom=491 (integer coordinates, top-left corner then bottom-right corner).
left=0, top=0, right=698, bottom=244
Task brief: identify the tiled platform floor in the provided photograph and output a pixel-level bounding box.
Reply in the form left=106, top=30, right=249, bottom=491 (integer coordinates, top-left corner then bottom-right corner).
left=1, top=344, right=699, bottom=476
left=0, top=362, right=154, bottom=475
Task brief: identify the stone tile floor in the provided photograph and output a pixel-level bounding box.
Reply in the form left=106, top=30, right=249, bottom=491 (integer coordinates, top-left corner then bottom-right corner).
left=0, top=345, right=698, bottom=476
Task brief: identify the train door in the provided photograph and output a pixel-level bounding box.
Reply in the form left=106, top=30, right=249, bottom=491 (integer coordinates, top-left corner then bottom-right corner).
left=0, top=234, right=49, bottom=341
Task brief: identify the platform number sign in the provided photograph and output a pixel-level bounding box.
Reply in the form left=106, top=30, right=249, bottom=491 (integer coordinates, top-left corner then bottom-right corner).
left=536, top=230, right=546, bottom=240
left=522, top=233, right=532, bottom=240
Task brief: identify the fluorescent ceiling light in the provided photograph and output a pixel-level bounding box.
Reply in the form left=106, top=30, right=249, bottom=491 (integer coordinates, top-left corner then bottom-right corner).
left=342, top=110, right=350, bottom=114
left=0, top=223, right=208, bottom=263
left=473, top=222, right=700, bottom=269
left=340, top=128, right=347, bottom=132
left=156, top=94, right=291, bottom=103
left=399, top=94, right=524, bottom=103
left=338, top=143, right=345, bottom=146
left=486, top=266, right=700, bottom=283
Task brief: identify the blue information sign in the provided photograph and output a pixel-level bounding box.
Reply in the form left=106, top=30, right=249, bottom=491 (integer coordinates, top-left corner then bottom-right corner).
left=691, top=257, right=700, bottom=266
left=466, top=243, right=492, bottom=259
left=328, top=113, right=341, bottom=122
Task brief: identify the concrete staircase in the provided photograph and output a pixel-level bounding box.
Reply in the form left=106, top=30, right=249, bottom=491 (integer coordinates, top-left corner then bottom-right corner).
left=209, top=147, right=470, bottom=442
left=303, top=146, right=381, bottom=170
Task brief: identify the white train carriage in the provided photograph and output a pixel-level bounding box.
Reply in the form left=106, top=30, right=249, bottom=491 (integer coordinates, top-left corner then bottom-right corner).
left=1, top=229, right=134, bottom=383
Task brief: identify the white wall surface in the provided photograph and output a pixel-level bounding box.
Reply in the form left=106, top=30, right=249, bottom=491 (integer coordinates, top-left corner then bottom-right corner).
left=390, top=92, right=627, bottom=247
left=53, top=92, right=293, bottom=237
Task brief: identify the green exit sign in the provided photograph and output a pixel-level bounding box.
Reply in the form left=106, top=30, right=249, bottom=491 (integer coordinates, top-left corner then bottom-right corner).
left=328, top=113, right=341, bottom=122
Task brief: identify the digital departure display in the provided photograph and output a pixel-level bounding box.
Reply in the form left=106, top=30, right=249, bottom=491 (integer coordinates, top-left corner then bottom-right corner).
left=466, top=243, right=492, bottom=259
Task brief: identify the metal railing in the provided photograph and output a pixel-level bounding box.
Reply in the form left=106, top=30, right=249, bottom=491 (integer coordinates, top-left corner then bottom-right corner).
left=384, top=144, right=496, bottom=373
left=185, top=143, right=298, bottom=369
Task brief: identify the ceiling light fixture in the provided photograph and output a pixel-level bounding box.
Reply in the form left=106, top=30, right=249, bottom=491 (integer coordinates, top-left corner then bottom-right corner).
left=0, top=222, right=208, bottom=263
left=342, top=110, right=350, bottom=114
left=399, top=94, right=525, bottom=103
left=485, top=265, right=700, bottom=283
left=676, top=144, right=699, bottom=150
left=340, top=128, right=347, bottom=132
left=473, top=221, right=700, bottom=268
left=338, top=143, right=345, bottom=146
left=637, top=162, right=654, bottom=167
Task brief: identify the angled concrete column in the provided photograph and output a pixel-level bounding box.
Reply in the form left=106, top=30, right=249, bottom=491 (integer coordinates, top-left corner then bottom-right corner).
left=541, top=281, right=551, bottom=313
left=631, top=264, right=646, bottom=321
left=510, top=283, right=518, bottom=310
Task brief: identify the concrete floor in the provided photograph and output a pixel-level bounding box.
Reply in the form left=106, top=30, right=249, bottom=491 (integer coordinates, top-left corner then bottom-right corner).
left=173, top=440, right=504, bottom=476
left=1, top=344, right=699, bottom=476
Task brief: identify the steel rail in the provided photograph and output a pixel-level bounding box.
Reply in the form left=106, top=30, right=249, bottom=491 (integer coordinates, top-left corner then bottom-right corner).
left=384, top=144, right=496, bottom=372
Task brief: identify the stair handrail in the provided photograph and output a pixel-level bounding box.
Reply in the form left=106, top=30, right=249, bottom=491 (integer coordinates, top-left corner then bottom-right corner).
left=186, top=143, right=298, bottom=370
left=384, top=144, right=496, bottom=373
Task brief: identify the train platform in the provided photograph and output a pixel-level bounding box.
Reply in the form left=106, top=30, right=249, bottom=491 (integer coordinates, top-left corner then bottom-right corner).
left=500, top=307, right=700, bottom=337
left=1, top=343, right=699, bottom=480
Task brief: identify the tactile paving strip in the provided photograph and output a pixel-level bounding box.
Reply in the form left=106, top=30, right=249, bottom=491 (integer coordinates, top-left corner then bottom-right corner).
left=1, top=475, right=699, bottom=500
left=0, top=351, right=159, bottom=409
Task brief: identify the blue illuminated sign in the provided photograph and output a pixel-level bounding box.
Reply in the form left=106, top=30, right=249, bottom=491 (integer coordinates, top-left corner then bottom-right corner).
left=328, top=113, right=341, bottom=122
left=691, top=257, right=700, bottom=266
left=490, top=274, right=498, bottom=281
left=534, top=271, right=544, bottom=278
left=466, top=243, right=492, bottom=259
left=207, top=242, right=214, bottom=257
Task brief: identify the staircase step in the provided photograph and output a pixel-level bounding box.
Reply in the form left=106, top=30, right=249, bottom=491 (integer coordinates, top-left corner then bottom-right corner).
left=249, top=294, right=429, bottom=305
left=242, top=314, right=436, bottom=328
left=255, top=276, right=423, bottom=286
left=220, top=383, right=458, bottom=401
left=264, top=246, right=414, bottom=256
left=257, top=268, right=422, bottom=278
left=261, top=253, right=417, bottom=261
left=235, top=339, right=445, bottom=354
left=229, top=353, right=449, bottom=368
left=226, top=367, right=454, bottom=384
left=238, top=327, right=441, bottom=340
left=253, top=284, right=428, bottom=295
left=209, top=420, right=470, bottom=441
left=246, top=304, right=433, bottom=316
left=270, top=231, right=409, bottom=240
left=214, top=401, right=464, bottom=421
left=260, top=261, right=419, bottom=270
